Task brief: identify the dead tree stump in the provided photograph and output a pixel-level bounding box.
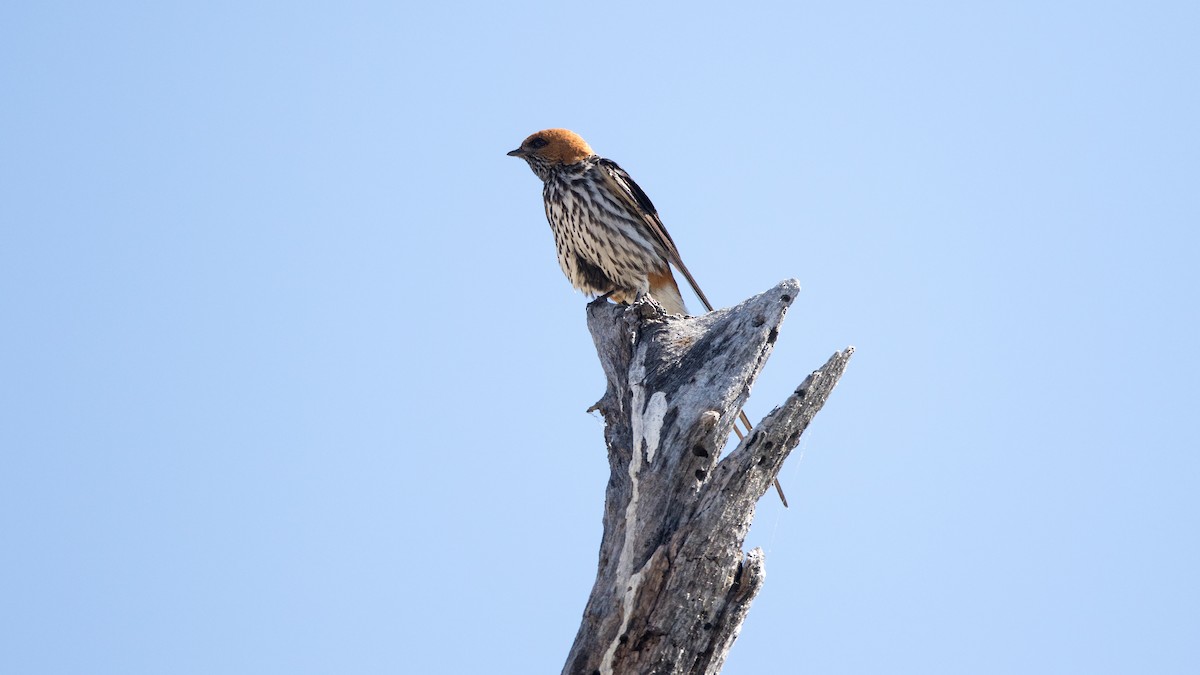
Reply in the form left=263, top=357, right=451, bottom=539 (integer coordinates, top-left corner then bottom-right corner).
left=562, top=279, right=853, bottom=675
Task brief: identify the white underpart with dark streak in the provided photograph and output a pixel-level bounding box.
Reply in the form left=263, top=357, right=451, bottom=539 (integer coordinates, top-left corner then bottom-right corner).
left=540, top=159, right=663, bottom=298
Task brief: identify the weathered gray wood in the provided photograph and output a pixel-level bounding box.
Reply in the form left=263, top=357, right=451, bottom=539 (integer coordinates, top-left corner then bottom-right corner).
left=563, top=279, right=853, bottom=675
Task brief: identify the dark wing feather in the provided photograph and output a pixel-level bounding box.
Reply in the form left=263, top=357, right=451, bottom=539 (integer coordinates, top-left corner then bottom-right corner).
left=596, top=158, right=715, bottom=312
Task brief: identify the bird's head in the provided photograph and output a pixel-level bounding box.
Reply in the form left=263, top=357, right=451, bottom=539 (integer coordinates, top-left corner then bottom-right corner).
left=508, top=129, right=595, bottom=179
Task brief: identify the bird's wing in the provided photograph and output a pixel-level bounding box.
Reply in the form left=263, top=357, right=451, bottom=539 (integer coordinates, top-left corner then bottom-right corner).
left=596, top=158, right=715, bottom=312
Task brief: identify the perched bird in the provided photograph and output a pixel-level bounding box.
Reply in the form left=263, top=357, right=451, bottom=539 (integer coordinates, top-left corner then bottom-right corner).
left=509, top=128, right=787, bottom=506
left=507, top=128, right=705, bottom=315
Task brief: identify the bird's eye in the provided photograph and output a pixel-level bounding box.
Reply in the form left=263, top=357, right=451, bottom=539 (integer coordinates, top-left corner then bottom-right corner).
left=529, top=137, right=549, bottom=149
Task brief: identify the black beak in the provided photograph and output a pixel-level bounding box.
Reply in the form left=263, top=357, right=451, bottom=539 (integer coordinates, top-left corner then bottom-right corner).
left=507, top=147, right=525, bottom=157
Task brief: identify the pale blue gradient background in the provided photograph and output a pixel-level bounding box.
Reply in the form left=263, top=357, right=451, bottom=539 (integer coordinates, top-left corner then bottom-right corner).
left=2, top=2, right=1197, bottom=673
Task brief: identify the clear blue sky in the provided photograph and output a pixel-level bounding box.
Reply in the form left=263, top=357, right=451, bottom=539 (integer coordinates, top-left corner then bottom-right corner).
left=2, top=2, right=1197, bottom=673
